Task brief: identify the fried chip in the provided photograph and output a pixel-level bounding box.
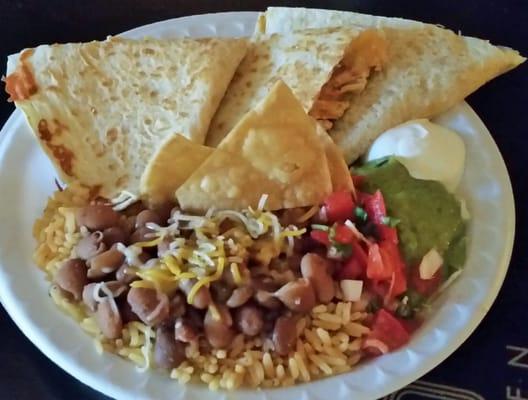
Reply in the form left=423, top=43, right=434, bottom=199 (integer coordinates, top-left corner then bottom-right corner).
left=315, top=124, right=354, bottom=194
left=139, top=135, right=213, bottom=207
left=177, top=80, right=333, bottom=212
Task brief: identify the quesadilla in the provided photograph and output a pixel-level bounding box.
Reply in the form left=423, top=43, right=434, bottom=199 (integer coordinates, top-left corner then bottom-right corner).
left=205, top=27, right=387, bottom=147
left=4, top=36, right=248, bottom=197
left=177, top=80, right=333, bottom=212
left=139, top=135, right=214, bottom=208
left=258, top=7, right=525, bottom=163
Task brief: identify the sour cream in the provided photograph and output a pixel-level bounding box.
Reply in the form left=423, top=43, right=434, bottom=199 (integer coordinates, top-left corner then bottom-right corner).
left=366, top=119, right=465, bottom=192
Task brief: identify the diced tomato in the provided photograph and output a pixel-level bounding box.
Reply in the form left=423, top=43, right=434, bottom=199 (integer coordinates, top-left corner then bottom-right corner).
left=368, top=309, right=410, bottom=350
left=366, top=243, right=392, bottom=280
left=377, top=224, right=398, bottom=244
left=310, top=230, right=330, bottom=246
left=336, top=236, right=368, bottom=279
left=378, top=241, right=407, bottom=297
left=399, top=318, right=423, bottom=334
left=323, top=191, right=355, bottom=223
left=368, top=279, right=389, bottom=298
left=351, top=239, right=368, bottom=267
left=411, top=266, right=443, bottom=297
left=359, top=190, right=387, bottom=224
left=351, top=175, right=365, bottom=188
left=337, top=257, right=364, bottom=280
left=333, top=224, right=355, bottom=244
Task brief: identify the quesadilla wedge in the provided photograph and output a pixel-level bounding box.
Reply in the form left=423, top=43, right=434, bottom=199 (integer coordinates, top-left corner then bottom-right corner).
left=140, top=135, right=214, bottom=208
left=177, top=80, right=333, bottom=212
left=205, top=27, right=387, bottom=147
left=4, top=36, right=248, bottom=197
left=258, top=7, right=525, bottom=163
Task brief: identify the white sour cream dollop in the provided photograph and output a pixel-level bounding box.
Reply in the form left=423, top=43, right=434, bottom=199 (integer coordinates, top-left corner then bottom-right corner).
left=366, top=119, right=465, bottom=192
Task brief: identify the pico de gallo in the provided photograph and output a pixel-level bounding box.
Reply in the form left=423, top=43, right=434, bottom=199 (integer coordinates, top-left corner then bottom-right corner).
left=307, top=157, right=467, bottom=353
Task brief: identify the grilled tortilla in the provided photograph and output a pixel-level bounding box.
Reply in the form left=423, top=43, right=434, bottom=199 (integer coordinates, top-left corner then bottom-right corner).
left=177, top=80, right=333, bottom=212
left=5, top=36, right=248, bottom=197
left=205, top=26, right=387, bottom=147
left=258, top=7, right=525, bottom=163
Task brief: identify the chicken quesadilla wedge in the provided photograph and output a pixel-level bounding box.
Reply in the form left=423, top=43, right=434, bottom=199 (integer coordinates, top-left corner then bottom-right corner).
left=257, top=7, right=526, bottom=163
left=178, top=80, right=333, bottom=211
left=205, top=26, right=387, bottom=147
left=4, top=36, right=248, bottom=198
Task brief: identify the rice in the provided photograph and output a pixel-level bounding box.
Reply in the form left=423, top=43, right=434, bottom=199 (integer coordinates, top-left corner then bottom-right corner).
left=33, top=187, right=373, bottom=390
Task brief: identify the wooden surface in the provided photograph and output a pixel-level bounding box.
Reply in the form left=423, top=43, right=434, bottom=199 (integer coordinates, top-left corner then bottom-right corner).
left=0, top=1, right=526, bottom=399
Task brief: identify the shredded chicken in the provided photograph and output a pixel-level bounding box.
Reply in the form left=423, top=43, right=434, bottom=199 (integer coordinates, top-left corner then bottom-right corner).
left=309, top=29, right=388, bottom=129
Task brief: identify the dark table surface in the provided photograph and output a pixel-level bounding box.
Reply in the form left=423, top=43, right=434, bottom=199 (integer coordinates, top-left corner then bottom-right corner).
left=0, top=1, right=527, bottom=399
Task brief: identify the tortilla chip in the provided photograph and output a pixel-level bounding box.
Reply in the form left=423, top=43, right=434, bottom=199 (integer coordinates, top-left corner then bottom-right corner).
left=315, top=124, right=354, bottom=194
left=259, top=7, right=525, bottom=163
left=177, top=80, right=332, bottom=212
left=5, top=36, right=248, bottom=197
left=139, top=135, right=213, bottom=207
left=205, top=26, right=386, bottom=147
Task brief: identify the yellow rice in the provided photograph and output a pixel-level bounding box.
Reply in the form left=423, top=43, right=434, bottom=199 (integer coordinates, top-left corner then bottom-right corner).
left=34, top=187, right=372, bottom=390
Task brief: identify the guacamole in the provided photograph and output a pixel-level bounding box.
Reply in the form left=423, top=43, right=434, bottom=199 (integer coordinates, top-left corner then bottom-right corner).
left=356, top=157, right=466, bottom=273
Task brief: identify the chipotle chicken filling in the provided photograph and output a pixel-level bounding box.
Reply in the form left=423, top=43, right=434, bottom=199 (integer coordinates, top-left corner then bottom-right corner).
left=309, top=29, right=388, bottom=130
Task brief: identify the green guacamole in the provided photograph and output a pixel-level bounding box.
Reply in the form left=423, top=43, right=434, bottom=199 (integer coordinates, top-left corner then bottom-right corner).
left=356, top=157, right=466, bottom=274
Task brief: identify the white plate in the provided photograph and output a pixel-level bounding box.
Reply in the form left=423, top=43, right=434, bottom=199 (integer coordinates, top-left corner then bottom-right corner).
left=0, top=11, right=515, bottom=400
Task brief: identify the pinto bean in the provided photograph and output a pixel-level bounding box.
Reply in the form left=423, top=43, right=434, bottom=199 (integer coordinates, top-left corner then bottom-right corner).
left=127, top=287, right=169, bottom=326
left=82, top=283, right=98, bottom=311
left=75, top=205, right=121, bottom=231
left=157, top=237, right=172, bottom=258
left=153, top=202, right=174, bottom=223
left=154, top=326, right=185, bottom=369
left=82, top=281, right=127, bottom=312
left=54, top=258, right=88, bottom=300
left=274, top=278, right=316, bottom=313
left=165, top=292, right=187, bottom=324
left=254, top=290, right=282, bottom=309
left=87, top=245, right=125, bottom=279
left=272, top=315, right=298, bottom=356
left=174, top=318, right=198, bottom=343
left=135, top=209, right=163, bottom=229
left=75, top=232, right=106, bottom=260
left=129, top=226, right=156, bottom=245
left=204, top=305, right=235, bottom=348
left=115, top=264, right=137, bottom=284
left=102, top=226, right=128, bottom=247
left=95, top=298, right=123, bottom=339
left=179, top=279, right=211, bottom=309
left=235, top=304, right=263, bottom=336
left=211, top=282, right=233, bottom=304
left=118, top=297, right=140, bottom=323
left=300, top=253, right=335, bottom=303
left=226, top=286, right=254, bottom=308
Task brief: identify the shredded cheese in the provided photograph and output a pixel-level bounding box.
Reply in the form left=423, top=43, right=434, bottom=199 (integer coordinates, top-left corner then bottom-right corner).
left=136, top=325, right=153, bottom=372
left=230, top=263, right=242, bottom=285
left=111, top=191, right=139, bottom=211
left=187, top=257, right=225, bottom=304
left=257, top=194, right=269, bottom=211
left=209, top=303, right=221, bottom=321
left=134, top=237, right=162, bottom=248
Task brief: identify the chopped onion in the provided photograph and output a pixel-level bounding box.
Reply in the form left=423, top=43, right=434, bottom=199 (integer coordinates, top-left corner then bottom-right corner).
left=340, top=279, right=363, bottom=301
left=419, top=248, right=443, bottom=280
left=344, top=219, right=372, bottom=245
left=257, top=194, right=269, bottom=211
left=363, top=338, right=389, bottom=354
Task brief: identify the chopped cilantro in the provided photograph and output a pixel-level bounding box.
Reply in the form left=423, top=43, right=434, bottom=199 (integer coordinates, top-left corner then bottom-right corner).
left=355, top=206, right=368, bottom=222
